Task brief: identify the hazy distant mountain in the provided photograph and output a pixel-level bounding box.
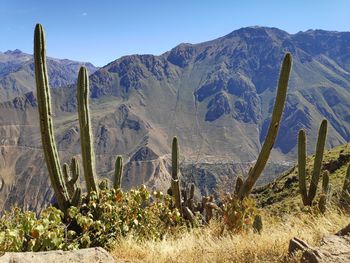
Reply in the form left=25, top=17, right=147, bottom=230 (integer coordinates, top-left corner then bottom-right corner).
left=0, top=49, right=98, bottom=101
left=1, top=26, right=350, bottom=212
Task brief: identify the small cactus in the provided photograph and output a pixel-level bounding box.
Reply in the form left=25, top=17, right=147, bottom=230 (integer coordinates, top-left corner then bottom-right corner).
left=340, top=163, right=350, bottom=205
left=62, top=157, right=81, bottom=199
left=297, top=120, right=328, bottom=206
left=253, top=214, right=263, bottom=234
left=234, top=175, right=244, bottom=196
left=298, top=130, right=308, bottom=205
left=113, top=155, right=123, bottom=190
left=318, top=171, right=329, bottom=213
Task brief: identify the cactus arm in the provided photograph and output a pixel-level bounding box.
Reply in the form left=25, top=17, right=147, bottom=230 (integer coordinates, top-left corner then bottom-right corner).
left=298, top=129, right=308, bottom=205
left=34, top=24, right=70, bottom=211
left=113, top=155, right=123, bottom=190
left=238, top=53, right=292, bottom=199
left=63, top=163, right=70, bottom=183
left=307, top=119, right=328, bottom=204
left=70, top=157, right=80, bottom=184
left=77, top=67, right=98, bottom=195
left=171, top=137, right=182, bottom=215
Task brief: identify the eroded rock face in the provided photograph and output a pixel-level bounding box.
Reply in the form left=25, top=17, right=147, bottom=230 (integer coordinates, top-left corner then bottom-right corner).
left=0, top=247, right=116, bottom=263
left=289, top=224, right=350, bottom=263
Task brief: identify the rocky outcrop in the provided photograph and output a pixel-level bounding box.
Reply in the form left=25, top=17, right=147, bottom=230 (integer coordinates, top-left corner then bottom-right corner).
left=289, top=223, right=350, bottom=262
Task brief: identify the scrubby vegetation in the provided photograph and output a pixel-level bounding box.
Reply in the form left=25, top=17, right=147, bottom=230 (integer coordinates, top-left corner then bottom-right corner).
left=0, top=187, right=187, bottom=252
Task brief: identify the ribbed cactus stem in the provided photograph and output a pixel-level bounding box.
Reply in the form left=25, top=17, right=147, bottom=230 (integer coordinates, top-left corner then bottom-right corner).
left=298, top=129, right=308, bottom=205
left=77, top=66, right=98, bottom=195
left=34, top=24, right=70, bottom=212
left=171, top=137, right=182, bottom=215
left=113, top=155, right=123, bottom=190
left=307, top=119, right=327, bottom=204
left=238, top=53, right=292, bottom=199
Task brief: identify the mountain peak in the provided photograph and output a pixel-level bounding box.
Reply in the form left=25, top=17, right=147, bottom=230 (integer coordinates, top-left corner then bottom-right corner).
left=4, top=49, right=23, bottom=55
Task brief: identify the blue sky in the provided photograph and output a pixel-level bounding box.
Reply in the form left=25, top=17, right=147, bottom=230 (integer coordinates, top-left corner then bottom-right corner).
left=1, top=0, right=350, bottom=66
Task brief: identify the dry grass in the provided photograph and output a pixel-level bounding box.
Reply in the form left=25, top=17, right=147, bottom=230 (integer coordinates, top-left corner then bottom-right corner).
left=111, top=208, right=349, bottom=263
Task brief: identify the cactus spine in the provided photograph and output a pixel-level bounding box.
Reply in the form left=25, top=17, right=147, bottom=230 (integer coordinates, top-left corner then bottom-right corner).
left=77, top=67, right=99, bottom=195
left=113, top=155, right=123, bottom=190
left=238, top=53, right=292, bottom=199
left=34, top=24, right=70, bottom=212
left=297, top=120, right=328, bottom=206
left=171, top=137, right=182, bottom=215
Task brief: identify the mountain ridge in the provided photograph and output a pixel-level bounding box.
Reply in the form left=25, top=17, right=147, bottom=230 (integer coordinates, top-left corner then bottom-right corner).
left=0, top=26, right=350, bottom=213
left=0, top=49, right=98, bottom=102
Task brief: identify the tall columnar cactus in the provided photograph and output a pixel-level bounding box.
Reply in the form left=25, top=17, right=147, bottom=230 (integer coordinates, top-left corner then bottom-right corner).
left=238, top=53, right=292, bottom=199
left=113, top=155, right=123, bottom=190
left=34, top=24, right=70, bottom=212
left=340, top=163, right=350, bottom=205
left=297, top=120, right=328, bottom=206
left=171, top=137, right=182, bottom=215
left=77, top=67, right=99, bottom=195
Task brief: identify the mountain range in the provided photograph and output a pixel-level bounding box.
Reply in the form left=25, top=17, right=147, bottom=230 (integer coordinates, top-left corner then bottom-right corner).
left=0, top=26, right=350, bottom=213
left=0, top=49, right=98, bottom=102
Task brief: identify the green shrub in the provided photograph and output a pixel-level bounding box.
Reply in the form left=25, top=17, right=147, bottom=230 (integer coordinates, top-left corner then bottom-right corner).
left=221, top=195, right=259, bottom=233
left=0, top=186, right=187, bottom=252
left=0, top=207, right=68, bottom=252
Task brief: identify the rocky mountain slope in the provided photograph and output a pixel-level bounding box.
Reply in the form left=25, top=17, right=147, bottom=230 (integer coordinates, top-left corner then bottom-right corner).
left=0, top=49, right=98, bottom=101
left=1, top=26, right=350, bottom=212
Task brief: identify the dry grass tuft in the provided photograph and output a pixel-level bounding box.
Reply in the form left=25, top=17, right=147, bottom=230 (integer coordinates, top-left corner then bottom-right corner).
left=112, top=208, right=349, bottom=263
